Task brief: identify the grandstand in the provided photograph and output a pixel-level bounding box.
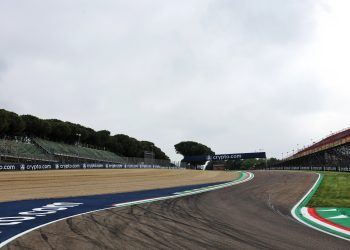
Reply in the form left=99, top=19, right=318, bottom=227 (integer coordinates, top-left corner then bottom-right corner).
left=0, top=138, right=124, bottom=164
left=0, top=139, right=56, bottom=162
left=280, top=127, right=350, bottom=170
left=34, top=139, right=124, bottom=163
left=287, top=127, right=350, bottom=161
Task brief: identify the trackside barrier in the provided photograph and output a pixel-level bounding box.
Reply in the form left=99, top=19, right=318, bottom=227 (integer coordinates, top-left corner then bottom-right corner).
left=0, top=163, right=183, bottom=172
left=269, top=166, right=350, bottom=172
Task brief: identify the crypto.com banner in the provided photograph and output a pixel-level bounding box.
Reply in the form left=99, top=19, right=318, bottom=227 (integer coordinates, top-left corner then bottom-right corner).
left=183, top=152, right=266, bottom=163
left=211, top=152, right=266, bottom=161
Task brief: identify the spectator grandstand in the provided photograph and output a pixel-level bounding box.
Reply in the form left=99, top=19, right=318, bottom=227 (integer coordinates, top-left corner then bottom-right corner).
left=34, top=138, right=124, bottom=163
left=287, top=127, right=350, bottom=160
left=278, top=127, right=350, bottom=172
left=0, top=138, right=125, bottom=164
left=0, top=139, right=55, bottom=162
left=0, top=137, right=182, bottom=168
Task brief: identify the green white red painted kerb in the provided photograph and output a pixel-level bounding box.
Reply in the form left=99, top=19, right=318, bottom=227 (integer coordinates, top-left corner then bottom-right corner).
left=291, top=173, right=350, bottom=241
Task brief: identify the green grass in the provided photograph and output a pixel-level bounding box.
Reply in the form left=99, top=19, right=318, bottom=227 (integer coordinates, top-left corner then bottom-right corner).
left=307, top=172, right=350, bottom=207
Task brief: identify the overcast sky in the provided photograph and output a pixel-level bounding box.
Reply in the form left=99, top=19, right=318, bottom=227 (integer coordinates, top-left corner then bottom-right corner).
left=1, top=0, right=349, bottom=161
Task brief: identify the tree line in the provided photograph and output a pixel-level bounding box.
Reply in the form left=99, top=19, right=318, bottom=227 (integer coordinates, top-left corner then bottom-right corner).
left=174, top=141, right=214, bottom=157
left=0, top=109, right=169, bottom=160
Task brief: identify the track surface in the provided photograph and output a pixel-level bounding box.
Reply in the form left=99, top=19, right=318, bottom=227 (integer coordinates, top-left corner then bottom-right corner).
left=4, top=171, right=349, bottom=249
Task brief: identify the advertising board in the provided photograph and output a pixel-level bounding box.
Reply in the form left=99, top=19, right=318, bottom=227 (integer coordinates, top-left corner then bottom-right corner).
left=0, top=162, right=176, bottom=171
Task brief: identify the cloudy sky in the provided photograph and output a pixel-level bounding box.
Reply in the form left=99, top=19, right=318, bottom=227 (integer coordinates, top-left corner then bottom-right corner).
left=1, top=0, right=349, bottom=161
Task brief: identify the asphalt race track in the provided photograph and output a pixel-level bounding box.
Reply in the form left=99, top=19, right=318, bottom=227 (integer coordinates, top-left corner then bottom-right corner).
left=3, top=171, right=349, bottom=250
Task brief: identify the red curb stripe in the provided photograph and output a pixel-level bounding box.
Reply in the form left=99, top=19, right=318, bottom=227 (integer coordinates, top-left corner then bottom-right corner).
left=308, top=208, right=350, bottom=232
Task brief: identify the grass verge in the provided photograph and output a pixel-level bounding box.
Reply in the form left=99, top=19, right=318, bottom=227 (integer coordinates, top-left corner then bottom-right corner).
left=307, top=172, right=350, bottom=207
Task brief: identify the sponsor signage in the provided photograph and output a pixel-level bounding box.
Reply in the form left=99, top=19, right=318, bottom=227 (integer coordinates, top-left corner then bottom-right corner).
left=0, top=164, right=18, bottom=171
left=55, top=163, right=81, bottom=170
left=211, top=152, right=266, bottom=161
left=340, top=167, right=350, bottom=172
left=183, top=152, right=266, bottom=163
left=0, top=164, right=55, bottom=171
left=22, top=164, right=53, bottom=171
left=0, top=162, right=176, bottom=172
left=0, top=202, right=82, bottom=226
left=271, top=166, right=350, bottom=172
left=83, top=163, right=105, bottom=169
left=105, top=163, right=124, bottom=169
